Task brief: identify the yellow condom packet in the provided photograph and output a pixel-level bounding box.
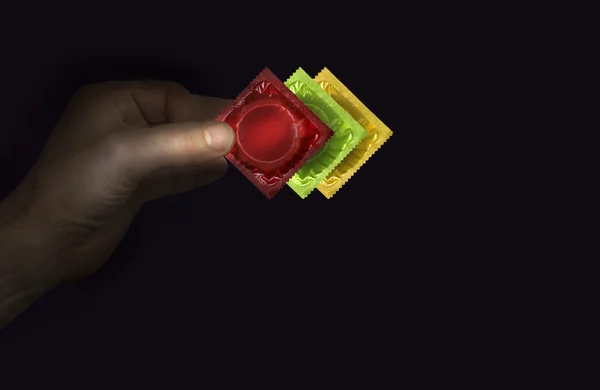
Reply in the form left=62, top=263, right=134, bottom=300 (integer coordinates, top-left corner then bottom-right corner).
left=315, top=68, right=393, bottom=198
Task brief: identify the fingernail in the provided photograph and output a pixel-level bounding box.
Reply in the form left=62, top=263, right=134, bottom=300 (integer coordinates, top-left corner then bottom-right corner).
left=204, top=122, right=234, bottom=152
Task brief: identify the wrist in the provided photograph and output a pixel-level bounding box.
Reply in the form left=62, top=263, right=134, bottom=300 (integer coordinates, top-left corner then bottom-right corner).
left=0, top=217, right=62, bottom=326
left=0, top=214, right=64, bottom=288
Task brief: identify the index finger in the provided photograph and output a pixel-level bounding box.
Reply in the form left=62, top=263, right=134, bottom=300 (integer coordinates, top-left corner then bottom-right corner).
left=180, top=95, right=232, bottom=123
left=129, top=81, right=230, bottom=124
left=129, top=81, right=232, bottom=124
left=71, top=80, right=231, bottom=125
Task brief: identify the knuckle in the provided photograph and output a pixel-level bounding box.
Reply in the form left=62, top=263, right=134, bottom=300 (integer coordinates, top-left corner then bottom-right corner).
left=178, top=131, right=203, bottom=158
left=161, top=129, right=194, bottom=155
left=140, top=79, right=189, bottom=95
left=164, top=80, right=188, bottom=93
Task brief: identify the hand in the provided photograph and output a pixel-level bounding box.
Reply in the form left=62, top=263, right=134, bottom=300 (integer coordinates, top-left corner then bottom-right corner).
left=0, top=81, right=234, bottom=326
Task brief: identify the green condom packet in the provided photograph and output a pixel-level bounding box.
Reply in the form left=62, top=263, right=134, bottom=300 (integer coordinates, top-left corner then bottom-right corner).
left=284, top=68, right=368, bottom=198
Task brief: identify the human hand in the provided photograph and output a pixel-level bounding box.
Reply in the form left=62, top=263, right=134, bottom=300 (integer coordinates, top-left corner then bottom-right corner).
left=0, top=81, right=233, bottom=321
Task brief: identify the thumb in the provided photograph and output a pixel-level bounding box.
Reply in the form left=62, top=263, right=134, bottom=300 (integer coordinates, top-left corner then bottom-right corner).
left=109, top=121, right=235, bottom=183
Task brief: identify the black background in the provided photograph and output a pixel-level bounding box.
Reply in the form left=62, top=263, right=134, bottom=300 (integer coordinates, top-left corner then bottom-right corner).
left=0, top=5, right=469, bottom=378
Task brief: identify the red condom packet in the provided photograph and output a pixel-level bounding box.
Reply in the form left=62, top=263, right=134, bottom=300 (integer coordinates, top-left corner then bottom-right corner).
left=216, top=68, right=334, bottom=199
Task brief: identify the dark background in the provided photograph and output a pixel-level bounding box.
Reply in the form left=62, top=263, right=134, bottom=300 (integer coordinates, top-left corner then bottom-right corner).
left=0, top=6, right=466, bottom=378
left=0, top=3, right=557, bottom=382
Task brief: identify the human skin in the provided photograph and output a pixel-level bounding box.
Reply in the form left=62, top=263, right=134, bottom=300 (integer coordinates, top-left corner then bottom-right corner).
left=0, top=81, right=234, bottom=328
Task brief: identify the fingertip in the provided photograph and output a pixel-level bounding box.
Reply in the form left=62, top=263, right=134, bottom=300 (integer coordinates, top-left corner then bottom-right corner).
left=204, top=122, right=235, bottom=152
